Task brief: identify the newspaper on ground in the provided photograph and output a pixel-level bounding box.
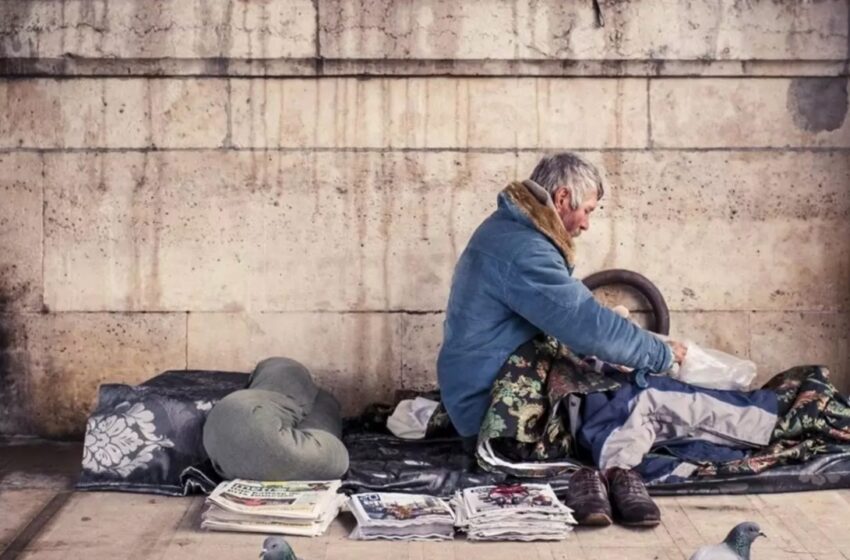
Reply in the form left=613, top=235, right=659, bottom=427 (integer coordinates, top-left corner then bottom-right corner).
left=348, top=492, right=456, bottom=541
left=201, top=479, right=344, bottom=536
left=453, top=483, right=576, bottom=541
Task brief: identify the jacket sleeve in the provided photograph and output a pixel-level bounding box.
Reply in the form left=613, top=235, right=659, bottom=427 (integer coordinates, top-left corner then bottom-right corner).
left=503, top=242, right=673, bottom=372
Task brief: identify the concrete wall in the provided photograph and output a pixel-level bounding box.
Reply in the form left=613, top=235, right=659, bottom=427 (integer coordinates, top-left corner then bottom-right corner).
left=1, top=0, right=848, bottom=437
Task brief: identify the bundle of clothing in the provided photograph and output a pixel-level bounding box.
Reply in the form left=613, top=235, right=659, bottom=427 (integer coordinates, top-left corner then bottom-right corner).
left=471, top=333, right=850, bottom=486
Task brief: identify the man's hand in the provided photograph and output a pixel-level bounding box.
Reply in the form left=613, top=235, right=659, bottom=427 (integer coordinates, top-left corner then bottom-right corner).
left=668, top=339, right=688, bottom=365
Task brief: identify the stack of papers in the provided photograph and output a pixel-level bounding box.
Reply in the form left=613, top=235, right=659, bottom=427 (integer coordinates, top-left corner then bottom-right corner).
left=453, top=483, right=576, bottom=541
left=348, top=493, right=455, bottom=541
left=201, top=479, right=345, bottom=536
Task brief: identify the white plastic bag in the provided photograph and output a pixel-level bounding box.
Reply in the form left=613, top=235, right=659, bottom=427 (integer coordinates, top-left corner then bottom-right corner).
left=386, top=397, right=440, bottom=439
left=671, top=341, right=757, bottom=391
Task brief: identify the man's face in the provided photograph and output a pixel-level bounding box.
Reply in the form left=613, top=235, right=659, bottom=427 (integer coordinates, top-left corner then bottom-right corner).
left=553, top=188, right=598, bottom=237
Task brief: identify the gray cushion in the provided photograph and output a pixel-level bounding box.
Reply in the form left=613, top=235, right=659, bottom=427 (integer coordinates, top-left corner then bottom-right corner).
left=202, top=357, right=348, bottom=481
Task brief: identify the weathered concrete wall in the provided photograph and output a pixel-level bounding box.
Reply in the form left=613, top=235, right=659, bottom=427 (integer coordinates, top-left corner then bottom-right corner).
left=1, top=0, right=848, bottom=437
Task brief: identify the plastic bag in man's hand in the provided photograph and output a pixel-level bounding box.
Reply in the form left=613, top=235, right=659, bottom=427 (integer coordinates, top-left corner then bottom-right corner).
left=670, top=342, right=757, bottom=391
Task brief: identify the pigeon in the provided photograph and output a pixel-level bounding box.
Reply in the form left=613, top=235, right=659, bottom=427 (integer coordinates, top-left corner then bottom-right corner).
left=259, top=536, right=299, bottom=560
left=689, top=522, right=766, bottom=560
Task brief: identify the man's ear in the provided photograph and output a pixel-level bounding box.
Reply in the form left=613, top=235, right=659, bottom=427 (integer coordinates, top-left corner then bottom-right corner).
left=553, top=187, right=570, bottom=210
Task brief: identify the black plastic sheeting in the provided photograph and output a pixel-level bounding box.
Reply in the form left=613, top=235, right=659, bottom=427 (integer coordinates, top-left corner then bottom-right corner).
left=647, top=451, right=850, bottom=496
left=341, top=432, right=571, bottom=498
left=339, top=432, right=850, bottom=498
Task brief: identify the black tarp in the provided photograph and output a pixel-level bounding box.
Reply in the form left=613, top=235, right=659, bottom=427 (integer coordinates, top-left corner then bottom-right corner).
left=340, top=431, right=850, bottom=498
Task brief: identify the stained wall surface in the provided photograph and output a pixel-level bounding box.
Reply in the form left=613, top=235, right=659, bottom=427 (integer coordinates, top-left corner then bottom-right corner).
left=1, top=0, right=848, bottom=436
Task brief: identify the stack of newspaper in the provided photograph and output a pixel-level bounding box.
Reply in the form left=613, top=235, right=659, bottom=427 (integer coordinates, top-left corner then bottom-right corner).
left=201, top=479, right=345, bottom=536
left=453, top=483, right=576, bottom=541
left=348, top=493, right=456, bottom=541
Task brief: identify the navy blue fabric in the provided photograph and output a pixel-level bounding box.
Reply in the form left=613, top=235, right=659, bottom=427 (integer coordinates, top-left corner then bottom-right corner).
left=635, top=454, right=688, bottom=484
left=437, top=189, right=673, bottom=437
left=636, top=442, right=749, bottom=483
left=655, top=440, right=748, bottom=464
left=578, top=373, right=778, bottom=468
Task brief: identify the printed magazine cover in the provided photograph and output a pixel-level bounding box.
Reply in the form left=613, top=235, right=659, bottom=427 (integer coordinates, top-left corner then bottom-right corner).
left=462, top=483, right=567, bottom=517
left=351, top=493, right=455, bottom=526
left=453, top=483, right=576, bottom=542
left=348, top=493, right=455, bottom=541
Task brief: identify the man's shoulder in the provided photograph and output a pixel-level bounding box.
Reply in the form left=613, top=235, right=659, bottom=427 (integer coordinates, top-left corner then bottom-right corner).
left=468, top=212, right=557, bottom=262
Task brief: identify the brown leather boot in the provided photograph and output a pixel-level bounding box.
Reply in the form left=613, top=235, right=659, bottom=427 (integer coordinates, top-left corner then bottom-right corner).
left=564, top=468, right=612, bottom=526
left=606, top=467, right=661, bottom=527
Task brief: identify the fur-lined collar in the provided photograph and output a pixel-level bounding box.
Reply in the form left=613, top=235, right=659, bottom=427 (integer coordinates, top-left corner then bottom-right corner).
left=503, top=180, right=576, bottom=268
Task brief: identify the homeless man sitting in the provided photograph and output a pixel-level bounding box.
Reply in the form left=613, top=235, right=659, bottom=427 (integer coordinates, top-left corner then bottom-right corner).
left=437, top=152, right=689, bottom=528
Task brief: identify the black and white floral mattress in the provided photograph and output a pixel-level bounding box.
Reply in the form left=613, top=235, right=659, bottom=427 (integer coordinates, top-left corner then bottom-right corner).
left=77, top=370, right=248, bottom=495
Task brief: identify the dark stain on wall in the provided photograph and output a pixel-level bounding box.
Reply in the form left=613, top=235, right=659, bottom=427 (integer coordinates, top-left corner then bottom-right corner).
left=0, top=314, right=16, bottom=427
left=0, top=2, right=35, bottom=58
left=0, top=266, right=32, bottom=435
left=787, top=77, right=849, bottom=133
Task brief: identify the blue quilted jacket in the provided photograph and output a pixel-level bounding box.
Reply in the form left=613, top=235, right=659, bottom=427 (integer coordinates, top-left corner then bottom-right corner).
left=437, top=181, right=673, bottom=437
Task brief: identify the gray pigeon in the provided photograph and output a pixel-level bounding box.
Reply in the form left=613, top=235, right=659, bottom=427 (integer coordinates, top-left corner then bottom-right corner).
left=689, top=522, right=766, bottom=560
left=259, top=536, right=298, bottom=560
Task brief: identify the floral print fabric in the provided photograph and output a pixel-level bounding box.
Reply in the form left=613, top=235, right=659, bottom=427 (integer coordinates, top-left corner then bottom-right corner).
left=77, top=370, right=249, bottom=495
left=699, top=365, right=850, bottom=477
left=82, top=401, right=175, bottom=477
left=477, top=334, right=621, bottom=472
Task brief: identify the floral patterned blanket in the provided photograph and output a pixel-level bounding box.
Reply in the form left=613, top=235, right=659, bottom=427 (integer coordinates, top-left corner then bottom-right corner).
left=697, top=366, right=850, bottom=477
left=476, top=334, right=618, bottom=476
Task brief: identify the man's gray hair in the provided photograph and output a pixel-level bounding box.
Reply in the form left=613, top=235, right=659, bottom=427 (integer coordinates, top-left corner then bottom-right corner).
left=529, top=152, right=605, bottom=210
